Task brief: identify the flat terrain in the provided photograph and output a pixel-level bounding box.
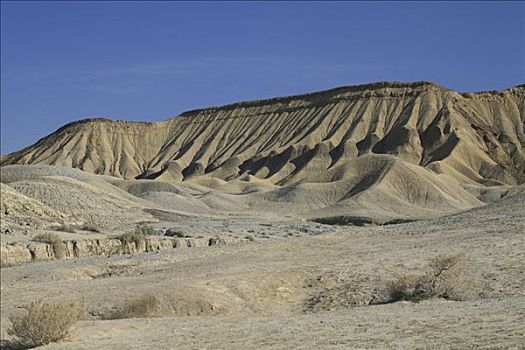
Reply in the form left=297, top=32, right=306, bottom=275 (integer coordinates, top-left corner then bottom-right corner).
left=2, top=189, right=524, bottom=349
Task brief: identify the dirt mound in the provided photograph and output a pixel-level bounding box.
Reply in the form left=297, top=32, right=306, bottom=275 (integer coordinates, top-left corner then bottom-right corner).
left=245, top=154, right=483, bottom=221
left=6, top=176, right=155, bottom=229
left=0, top=184, right=71, bottom=230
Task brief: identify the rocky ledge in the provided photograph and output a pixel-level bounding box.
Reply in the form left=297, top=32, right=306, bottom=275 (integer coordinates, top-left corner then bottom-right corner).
left=0, top=236, right=249, bottom=267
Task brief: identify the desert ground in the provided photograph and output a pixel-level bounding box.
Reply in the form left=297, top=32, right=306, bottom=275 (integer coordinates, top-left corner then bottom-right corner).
left=1, top=166, right=523, bottom=349
left=1, top=82, right=524, bottom=349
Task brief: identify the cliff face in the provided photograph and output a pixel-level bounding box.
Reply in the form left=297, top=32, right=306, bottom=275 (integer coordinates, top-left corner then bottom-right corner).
left=2, top=81, right=524, bottom=185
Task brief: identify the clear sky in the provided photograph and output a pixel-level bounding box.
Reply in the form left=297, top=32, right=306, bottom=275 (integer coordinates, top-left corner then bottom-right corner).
left=1, top=1, right=524, bottom=154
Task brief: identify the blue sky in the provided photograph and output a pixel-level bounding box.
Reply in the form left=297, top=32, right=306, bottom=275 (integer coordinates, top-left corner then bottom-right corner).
left=1, top=1, right=524, bottom=154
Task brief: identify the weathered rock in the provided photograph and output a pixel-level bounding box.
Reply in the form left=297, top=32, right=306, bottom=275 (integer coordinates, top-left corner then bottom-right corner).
left=173, top=238, right=209, bottom=248
left=0, top=243, right=32, bottom=266
left=121, top=242, right=137, bottom=254
left=97, top=239, right=123, bottom=255
left=73, top=239, right=122, bottom=257
left=145, top=237, right=173, bottom=252
left=208, top=237, right=228, bottom=246
left=0, top=235, right=245, bottom=266
left=208, top=237, right=244, bottom=246
left=63, top=241, right=75, bottom=259
left=72, top=240, right=92, bottom=257
left=136, top=239, right=147, bottom=253
left=27, top=242, right=55, bottom=261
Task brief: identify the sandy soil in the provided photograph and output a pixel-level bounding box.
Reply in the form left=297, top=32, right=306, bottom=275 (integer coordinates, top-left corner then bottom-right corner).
left=1, top=190, right=524, bottom=349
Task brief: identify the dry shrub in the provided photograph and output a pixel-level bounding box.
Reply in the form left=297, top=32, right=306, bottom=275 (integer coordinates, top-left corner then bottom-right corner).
left=116, top=232, right=144, bottom=247
left=385, top=253, right=467, bottom=303
left=117, top=225, right=154, bottom=247
left=164, top=227, right=186, bottom=238
left=33, top=233, right=66, bottom=259
left=428, top=253, right=467, bottom=300
left=386, top=273, right=433, bottom=303
left=105, top=293, right=161, bottom=319
left=7, top=299, right=84, bottom=348
left=136, top=225, right=155, bottom=236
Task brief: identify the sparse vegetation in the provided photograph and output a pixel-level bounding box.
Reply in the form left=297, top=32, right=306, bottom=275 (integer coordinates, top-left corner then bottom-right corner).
left=77, top=224, right=101, bottom=233
left=384, top=253, right=467, bottom=303
left=7, top=299, right=84, bottom=348
left=136, top=225, right=155, bottom=236
left=54, top=224, right=76, bottom=233
left=33, top=232, right=66, bottom=259
left=53, top=223, right=101, bottom=233
left=164, top=227, right=186, bottom=238
left=105, top=293, right=161, bottom=319
left=116, top=225, right=154, bottom=247
left=385, top=273, right=433, bottom=303
left=306, top=254, right=469, bottom=312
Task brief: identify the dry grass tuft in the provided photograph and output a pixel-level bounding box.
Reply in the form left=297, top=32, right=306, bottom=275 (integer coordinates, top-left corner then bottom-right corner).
left=105, top=293, right=162, bottom=319
left=33, top=232, right=66, bottom=259
left=7, top=299, right=84, bottom=348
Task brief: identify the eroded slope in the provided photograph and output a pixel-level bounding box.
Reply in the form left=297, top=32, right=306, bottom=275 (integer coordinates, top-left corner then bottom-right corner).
left=3, top=82, right=523, bottom=186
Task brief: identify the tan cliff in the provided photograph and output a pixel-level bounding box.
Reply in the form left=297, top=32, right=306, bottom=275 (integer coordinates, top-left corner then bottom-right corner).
left=2, top=81, right=523, bottom=186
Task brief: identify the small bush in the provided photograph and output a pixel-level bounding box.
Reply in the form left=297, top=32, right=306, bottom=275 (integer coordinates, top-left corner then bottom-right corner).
left=117, top=225, right=154, bottom=246
left=429, top=253, right=464, bottom=276
left=33, top=233, right=66, bottom=259
left=105, top=293, right=161, bottom=319
left=164, top=227, right=186, bottom=238
left=136, top=225, right=155, bottom=236
left=428, top=253, right=467, bottom=300
left=386, top=273, right=433, bottom=302
left=117, top=232, right=144, bottom=247
left=7, top=299, right=84, bottom=348
left=385, top=253, right=466, bottom=303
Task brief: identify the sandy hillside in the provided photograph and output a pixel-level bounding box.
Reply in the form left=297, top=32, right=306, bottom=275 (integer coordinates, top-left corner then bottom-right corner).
left=2, top=81, right=524, bottom=222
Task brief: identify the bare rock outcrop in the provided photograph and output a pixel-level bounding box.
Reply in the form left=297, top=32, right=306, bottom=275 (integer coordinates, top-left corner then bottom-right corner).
left=0, top=236, right=248, bottom=267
